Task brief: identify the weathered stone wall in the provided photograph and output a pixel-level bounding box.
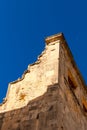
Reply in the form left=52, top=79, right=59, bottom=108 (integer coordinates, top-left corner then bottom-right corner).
left=0, top=40, right=59, bottom=112
left=0, top=82, right=87, bottom=130
left=0, top=84, right=59, bottom=130
left=0, top=33, right=87, bottom=130
left=59, top=40, right=87, bottom=112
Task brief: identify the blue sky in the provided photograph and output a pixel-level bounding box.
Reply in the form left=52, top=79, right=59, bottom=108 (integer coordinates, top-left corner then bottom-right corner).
left=0, top=0, right=87, bottom=102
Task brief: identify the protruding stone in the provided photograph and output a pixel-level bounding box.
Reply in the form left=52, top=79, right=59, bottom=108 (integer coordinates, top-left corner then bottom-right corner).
left=45, top=33, right=65, bottom=44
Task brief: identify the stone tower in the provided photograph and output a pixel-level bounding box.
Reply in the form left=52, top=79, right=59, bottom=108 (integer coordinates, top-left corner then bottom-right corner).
left=0, top=33, right=87, bottom=130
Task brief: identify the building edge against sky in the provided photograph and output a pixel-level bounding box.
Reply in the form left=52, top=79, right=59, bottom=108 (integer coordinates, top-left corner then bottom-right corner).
left=0, top=33, right=87, bottom=130
left=0, top=33, right=87, bottom=112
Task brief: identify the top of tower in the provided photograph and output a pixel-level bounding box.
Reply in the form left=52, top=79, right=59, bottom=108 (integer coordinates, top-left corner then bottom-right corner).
left=45, top=32, right=86, bottom=91
left=45, top=33, right=65, bottom=44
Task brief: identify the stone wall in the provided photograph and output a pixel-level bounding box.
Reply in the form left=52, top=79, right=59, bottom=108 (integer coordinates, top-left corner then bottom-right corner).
left=0, top=33, right=87, bottom=130
left=0, top=84, right=59, bottom=130
left=0, top=82, right=87, bottom=130
left=0, top=39, right=59, bottom=112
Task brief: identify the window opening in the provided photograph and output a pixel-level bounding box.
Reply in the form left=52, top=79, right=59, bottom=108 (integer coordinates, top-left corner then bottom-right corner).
left=68, top=70, right=77, bottom=90
left=68, top=76, right=77, bottom=89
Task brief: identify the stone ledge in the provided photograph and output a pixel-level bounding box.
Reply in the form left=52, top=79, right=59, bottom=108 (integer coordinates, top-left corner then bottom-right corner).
left=45, top=33, right=65, bottom=44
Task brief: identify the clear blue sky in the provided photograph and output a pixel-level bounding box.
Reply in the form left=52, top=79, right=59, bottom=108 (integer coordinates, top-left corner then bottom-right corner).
left=0, top=0, right=87, bottom=103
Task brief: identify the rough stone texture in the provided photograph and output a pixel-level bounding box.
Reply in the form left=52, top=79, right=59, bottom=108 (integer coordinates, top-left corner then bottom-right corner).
left=0, top=38, right=59, bottom=112
left=0, top=33, right=87, bottom=130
